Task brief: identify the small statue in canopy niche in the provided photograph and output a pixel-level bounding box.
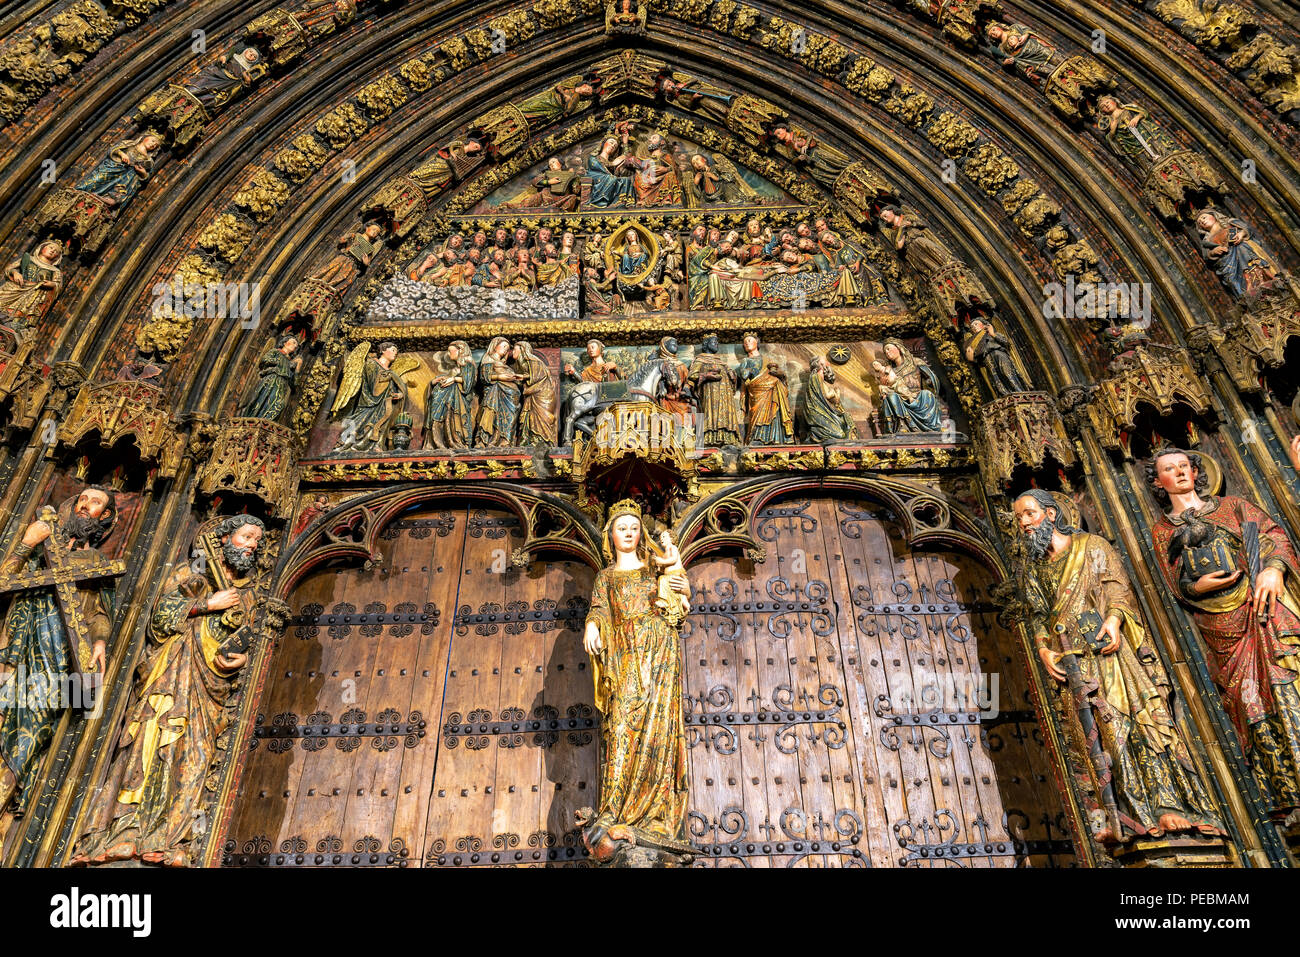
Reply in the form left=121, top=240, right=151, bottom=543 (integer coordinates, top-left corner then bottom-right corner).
left=877, top=205, right=992, bottom=321
left=1011, top=489, right=1227, bottom=849
left=181, top=43, right=266, bottom=113
left=803, top=354, right=857, bottom=443
left=239, top=333, right=302, bottom=420
left=74, top=133, right=164, bottom=208
left=687, top=334, right=742, bottom=448
left=310, top=222, right=385, bottom=295
left=0, top=239, right=64, bottom=344
left=1193, top=208, right=1286, bottom=301
left=330, top=340, right=411, bottom=454
left=579, top=499, right=693, bottom=867
left=962, top=318, right=1029, bottom=396
left=982, top=21, right=1060, bottom=87
left=871, top=338, right=944, bottom=434
left=1148, top=448, right=1300, bottom=823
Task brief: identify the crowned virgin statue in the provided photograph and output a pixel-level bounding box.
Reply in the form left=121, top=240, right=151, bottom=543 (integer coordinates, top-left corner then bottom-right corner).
left=578, top=499, right=694, bottom=866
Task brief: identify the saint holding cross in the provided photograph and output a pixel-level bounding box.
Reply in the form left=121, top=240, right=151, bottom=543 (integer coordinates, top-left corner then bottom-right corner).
left=0, top=486, right=123, bottom=818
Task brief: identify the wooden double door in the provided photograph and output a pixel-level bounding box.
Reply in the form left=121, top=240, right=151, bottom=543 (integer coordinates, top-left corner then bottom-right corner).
left=224, top=493, right=1073, bottom=867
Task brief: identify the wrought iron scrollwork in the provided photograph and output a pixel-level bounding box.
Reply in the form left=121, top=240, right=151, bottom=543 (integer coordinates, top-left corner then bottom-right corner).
left=380, top=513, right=457, bottom=539
left=442, top=703, right=599, bottom=749
left=222, top=836, right=410, bottom=867
left=894, top=810, right=1072, bottom=867
left=250, top=709, right=426, bottom=752
left=453, top=596, right=589, bottom=636
left=291, top=600, right=440, bottom=640
left=756, top=500, right=817, bottom=542
left=683, top=577, right=836, bottom=642
left=426, top=829, right=589, bottom=866
left=690, top=806, right=866, bottom=867
left=682, top=684, right=846, bottom=754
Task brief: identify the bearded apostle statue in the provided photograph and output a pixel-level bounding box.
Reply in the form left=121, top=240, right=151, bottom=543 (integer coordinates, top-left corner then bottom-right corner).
left=579, top=500, right=693, bottom=866
left=72, top=514, right=267, bottom=868
left=0, top=487, right=118, bottom=819
left=1148, top=448, right=1300, bottom=824
left=687, top=334, right=742, bottom=447
left=1011, top=489, right=1226, bottom=847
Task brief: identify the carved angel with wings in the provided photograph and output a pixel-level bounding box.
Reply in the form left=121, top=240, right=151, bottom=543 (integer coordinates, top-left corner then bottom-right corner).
left=330, top=340, right=426, bottom=454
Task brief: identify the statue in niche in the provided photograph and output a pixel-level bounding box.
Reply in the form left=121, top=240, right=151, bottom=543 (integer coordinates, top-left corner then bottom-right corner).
left=1193, top=208, right=1285, bottom=301
left=515, top=75, right=597, bottom=131
left=408, top=134, right=486, bottom=199
left=474, top=336, right=523, bottom=448
left=654, top=70, right=735, bottom=126
left=1094, top=97, right=1181, bottom=171
left=72, top=514, right=266, bottom=868
left=514, top=340, right=557, bottom=448
left=422, top=340, right=475, bottom=450
left=737, top=332, right=792, bottom=445
left=1011, top=489, right=1226, bottom=847
left=74, top=133, right=164, bottom=208
left=983, top=21, right=1060, bottom=87
left=962, top=318, right=1029, bottom=396
left=330, top=340, right=409, bottom=454
left=0, top=239, right=64, bottom=344
left=877, top=205, right=991, bottom=320
left=1148, top=448, right=1300, bottom=823
left=688, top=334, right=742, bottom=447
left=688, top=153, right=757, bottom=204
left=770, top=124, right=853, bottom=190
left=685, top=225, right=716, bottom=309
left=872, top=338, right=944, bottom=434
left=579, top=499, right=693, bottom=866
left=653, top=229, right=686, bottom=309
left=182, top=44, right=265, bottom=113
left=239, top=333, right=302, bottom=421
left=0, top=487, right=117, bottom=819
left=310, top=223, right=385, bottom=294
left=803, top=355, right=857, bottom=443
left=605, top=0, right=646, bottom=35
left=496, top=156, right=582, bottom=212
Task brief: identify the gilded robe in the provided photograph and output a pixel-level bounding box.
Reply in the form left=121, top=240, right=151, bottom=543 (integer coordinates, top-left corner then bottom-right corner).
left=737, top=354, right=792, bottom=445
left=1151, top=496, right=1300, bottom=814
left=517, top=357, right=557, bottom=447
left=75, top=565, right=254, bottom=865
left=803, top=371, right=856, bottom=443
left=423, top=361, right=474, bottom=450
left=1026, top=532, right=1224, bottom=837
left=584, top=565, right=688, bottom=840
left=687, top=352, right=742, bottom=447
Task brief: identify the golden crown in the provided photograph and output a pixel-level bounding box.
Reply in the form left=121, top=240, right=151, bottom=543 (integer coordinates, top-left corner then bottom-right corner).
left=607, top=499, right=643, bottom=523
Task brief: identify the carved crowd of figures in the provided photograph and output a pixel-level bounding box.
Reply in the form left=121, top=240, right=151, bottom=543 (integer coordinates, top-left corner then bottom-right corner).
left=408, top=225, right=578, bottom=290
left=321, top=332, right=956, bottom=454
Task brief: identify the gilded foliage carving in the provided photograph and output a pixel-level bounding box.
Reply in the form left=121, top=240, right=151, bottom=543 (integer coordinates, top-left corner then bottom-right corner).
left=356, top=76, right=409, bottom=121
left=315, top=102, right=369, bottom=148
left=963, top=144, right=1020, bottom=196
left=197, top=214, right=256, bottom=262
left=925, top=111, right=980, bottom=157
left=233, top=168, right=293, bottom=222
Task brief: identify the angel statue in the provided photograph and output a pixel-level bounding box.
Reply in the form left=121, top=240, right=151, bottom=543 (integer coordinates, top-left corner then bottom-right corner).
left=330, top=340, right=413, bottom=454
left=578, top=499, right=693, bottom=867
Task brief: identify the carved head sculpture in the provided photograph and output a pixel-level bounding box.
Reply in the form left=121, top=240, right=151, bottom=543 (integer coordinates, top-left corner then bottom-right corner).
left=487, top=336, right=510, bottom=360
left=586, top=339, right=605, bottom=359
left=1012, top=489, right=1076, bottom=561
left=742, top=332, right=760, bottom=354
left=377, top=341, right=399, bottom=365
left=493, top=227, right=510, bottom=247
left=216, top=513, right=266, bottom=575
left=447, top=340, right=470, bottom=364
left=700, top=334, right=719, bottom=354
left=514, top=227, right=530, bottom=248
left=602, top=498, right=650, bottom=565
left=547, top=157, right=563, bottom=171
left=65, top=485, right=118, bottom=549
left=657, top=336, right=679, bottom=358
left=35, top=240, right=63, bottom=265
left=1147, top=447, right=1209, bottom=509
left=277, top=333, right=299, bottom=354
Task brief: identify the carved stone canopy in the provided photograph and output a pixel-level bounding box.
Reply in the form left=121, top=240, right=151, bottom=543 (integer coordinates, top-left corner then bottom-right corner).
left=572, top=400, right=698, bottom=520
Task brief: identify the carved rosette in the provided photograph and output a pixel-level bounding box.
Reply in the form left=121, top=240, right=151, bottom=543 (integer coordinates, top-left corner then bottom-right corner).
left=35, top=187, right=115, bottom=253
left=55, top=379, right=185, bottom=476
left=195, top=417, right=300, bottom=518
left=973, top=392, right=1077, bottom=492
left=1086, top=345, right=1213, bottom=450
